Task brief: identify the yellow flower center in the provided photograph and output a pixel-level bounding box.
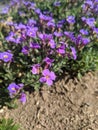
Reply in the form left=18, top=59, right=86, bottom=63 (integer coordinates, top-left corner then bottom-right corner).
left=11, top=87, right=15, bottom=90
left=46, top=75, right=49, bottom=79
left=3, top=55, right=8, bottom=59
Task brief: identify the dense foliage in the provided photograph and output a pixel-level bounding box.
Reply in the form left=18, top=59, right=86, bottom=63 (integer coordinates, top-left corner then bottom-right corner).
left=0, top=118, right=19, bottom=130
left=0, top=0, right=98, bottom=104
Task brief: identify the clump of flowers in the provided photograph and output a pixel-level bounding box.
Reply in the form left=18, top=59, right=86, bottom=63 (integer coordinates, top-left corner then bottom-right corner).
left=0, top=0, right=98, bottom=104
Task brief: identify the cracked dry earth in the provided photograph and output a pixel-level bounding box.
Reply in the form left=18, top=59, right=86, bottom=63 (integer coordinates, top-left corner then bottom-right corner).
left=0, top=72, right=98, bottom=130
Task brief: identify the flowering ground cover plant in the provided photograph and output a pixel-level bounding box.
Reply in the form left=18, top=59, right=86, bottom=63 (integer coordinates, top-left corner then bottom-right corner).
left=0, top=0, right=98, bottom=105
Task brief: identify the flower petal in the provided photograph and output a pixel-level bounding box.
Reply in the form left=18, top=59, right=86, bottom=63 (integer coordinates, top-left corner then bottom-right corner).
left=40, top=77, right=46, bottom=83
left=46, top=79, right=53, bottom=86
left=50, top=72, right=56, bottom=80
left=42, top=69, right=50, bottom=76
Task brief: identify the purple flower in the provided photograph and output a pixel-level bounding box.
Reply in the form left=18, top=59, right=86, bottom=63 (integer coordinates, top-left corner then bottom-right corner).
left=1, top=6, right=9, bottom=14
left=6, top=31, right=22, bottom=44
left=54, top=31, right=63, bottom=37
left=21, top=46, right=29, bottom=55
left=40, top=69, right=56, bottom=86
left=20, top=92, right=26, bottom=104
left=75, top=35, right=90, bottom=46
left=34, top=8, right=41, bottom=15
left=80, top=29, right=89, bottom=35
left=82, top=0, right=93, bottom=11
left=23, top=1, right=32, bottom=7
left=82, top=38, right=90, bottom=45
left=8, top=82, right=24, bottom=97
left=7, top=83, right=23, bottom=97
left=66, top=16, right=75, bottom=24
left=38, top=33, right=53, bottom=41
left=31, top=64, right=40, bottom=74
left=84, top=0, right=93, bottom=6
left=6, top=21, right=13, bottom=26
left=48, top=39, right=56, bottom=49
left=21, top=32, right=27, bottom=41
left=8, top=83, right=19, bottom=96
left=64, top=31, right=74, bottom=41
left=0, top=51, right=13, bottom=62
left=27, top=27, right=38, bottom=38
left=15, top=23, right=26, bottom=30
left=10, top=0, right=22, bottom=7
left=28, top=2, right=36, bottom=10
left=43, top=57, right=54, bottom=66
left=6, top=32, right=15, bottom=43
left=30, top=43, right=41, bottom=49
left=75, top=35, right=83, bottom=45
left=70, top=47, right=77, bottom=60
left=56, top=44, right=66, bottom=55
left=93, top=28, right=98, bottom=34
left=47, top=21, right=55, bottom=28
left=57, top=19, right=65, bottom=28
left=53, top=1, right=61, bottom=7
left=81, top=17, right=86, bottom=22
left=14, top=36, right=22, bottom=44
left=27, top=19, right=36, bottom=26
left=86, top=18, right=95, bottom=27
left=39, top=14, right=52, bottom=21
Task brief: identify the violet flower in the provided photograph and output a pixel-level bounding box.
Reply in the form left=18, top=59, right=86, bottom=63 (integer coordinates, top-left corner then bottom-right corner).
left=23, top=1, right=32, bottom=6
left=0, top=51, right=13, bottom=62
left=38, top=33, right=53, bottom=41
left=43, top=57, right=54, bottom=67
left=21, top=46, right=29, bottom=55
left=39, top=13, right=52, bottom=21
left=56, top=44, right=66, bottom=55
left=93, top=28, right=98, bottom=34
left=8, top=83, right=19, bottom=96
left=86, top=18, right=95, bottom=27
left=31, top=64, right=40, bottom=74
left=27, top=19, right=36, bottom=26
left=15, top=36, right=22, bottom=44
left=82, top=38, right=90, bottom=45
left=53, top=1, right=61, bottom=7
left=27, top=27, right=38, bottom=38
left=48, top=39, right=56, bottom=49
left=80, top=29, right=89, bottom=35
left=84, top=0, right=93, bottom=6
left=66, top=16, right=75, bottom=24
left=40, top=69, right=56, bottom=86
left=57, top=19, right=65, bottom=28
left=64, top=31, right=74, bottom=41
left=30, top=43, right=41, bottom=49
left=34, top=8, right=41, bottom=15
left=6, top=32, right=15, bottom=43
left=75, top=35, right=83, bottom=45
left=70, top=47, right=77, bottom=60
left=81, top=17, right=86, bottom=22
left=15, top=23, right=26, bottom=30
left=47, top=21, right=55, bottom=28
left=28, top=2, right=36, bottom=10
left=1, top=6, right=9, bottom=14
left=20, top=92, right=26, bottom=104
left=54, top=31, right=63, bottom=37
left=7, top=83, right=23, bottom=97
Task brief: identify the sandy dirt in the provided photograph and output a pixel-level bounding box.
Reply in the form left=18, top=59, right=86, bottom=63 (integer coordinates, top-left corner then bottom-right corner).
left=0, top=72, right=98, bottom=130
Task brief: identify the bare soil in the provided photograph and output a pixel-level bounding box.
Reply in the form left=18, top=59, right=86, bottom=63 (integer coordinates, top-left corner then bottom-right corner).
left=0, top=72, right=98, bottom=130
